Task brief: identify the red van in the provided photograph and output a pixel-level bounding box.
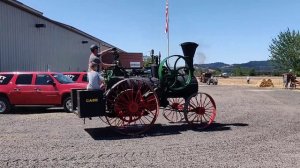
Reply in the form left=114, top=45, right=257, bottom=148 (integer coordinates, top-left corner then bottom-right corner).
left=0, top=72, right=87, bottom=113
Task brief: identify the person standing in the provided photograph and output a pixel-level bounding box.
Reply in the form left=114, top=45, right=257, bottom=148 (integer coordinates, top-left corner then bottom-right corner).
left=88, top=44, right=116, bottom=72
left=286, top=70, right=293, bottom=89
left=246, top=76, right=250, bottom=84
left=283, top=73, right=287, bottom=88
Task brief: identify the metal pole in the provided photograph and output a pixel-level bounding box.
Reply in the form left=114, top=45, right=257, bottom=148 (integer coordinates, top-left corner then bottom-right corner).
left=167, top=28, right=169, bottom=57
left=167, top=0, right=169, bottom=57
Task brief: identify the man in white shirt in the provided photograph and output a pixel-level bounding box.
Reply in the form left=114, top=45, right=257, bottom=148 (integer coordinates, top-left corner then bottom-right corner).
left=87, top=61, right=105, bottom=90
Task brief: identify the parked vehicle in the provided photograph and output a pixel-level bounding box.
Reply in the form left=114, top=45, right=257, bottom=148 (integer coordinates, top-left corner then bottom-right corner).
left=220, top=73, right=229, bottom=78
left=200, top=72, right=212, bottom=83
left=63, top=72, right=88, bottom=83
left=207, top=76, right=218, bottom=85
left=0, top=72, right=87, bottom=113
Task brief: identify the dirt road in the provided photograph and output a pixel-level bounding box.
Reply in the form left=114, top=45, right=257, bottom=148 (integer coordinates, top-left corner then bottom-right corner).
left=0, top=85, right=299, bottom=167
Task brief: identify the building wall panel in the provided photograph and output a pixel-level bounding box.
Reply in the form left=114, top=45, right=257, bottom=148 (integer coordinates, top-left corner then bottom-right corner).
left=0, top=1, right=104, bottom=72
left=0, top=1, right=140, bottom=72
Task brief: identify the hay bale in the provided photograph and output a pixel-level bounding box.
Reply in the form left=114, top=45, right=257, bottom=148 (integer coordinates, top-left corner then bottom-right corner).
left=256, top=79, right=274, bottom=87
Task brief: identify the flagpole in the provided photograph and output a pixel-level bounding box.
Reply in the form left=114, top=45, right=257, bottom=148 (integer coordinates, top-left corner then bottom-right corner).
left=166, top=0, right=169, bottom=57
left=168, top=24, right=169, bottom=57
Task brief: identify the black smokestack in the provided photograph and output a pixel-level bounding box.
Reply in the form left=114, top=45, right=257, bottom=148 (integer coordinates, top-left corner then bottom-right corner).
left=180, top=42, right=198, bottom=73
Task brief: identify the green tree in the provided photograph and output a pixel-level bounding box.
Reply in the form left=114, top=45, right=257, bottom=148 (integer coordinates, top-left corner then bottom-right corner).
left=233, top=66, right=243, bottom=76
left=143, top=56, right=152, bottom=67
left=194, top=69, right=203, bottom=77
left=213, top=68, right=222, bottom=76
left=249, top=68, right=256, bottom=76
left=269, top=29, right=300, bottom=74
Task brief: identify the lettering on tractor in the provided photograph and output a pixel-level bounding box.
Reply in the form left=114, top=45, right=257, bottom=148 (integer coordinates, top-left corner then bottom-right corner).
left=85, top=98, right=98, bottom=103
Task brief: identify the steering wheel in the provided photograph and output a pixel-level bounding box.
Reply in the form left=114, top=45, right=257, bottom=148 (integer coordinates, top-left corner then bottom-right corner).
left=158, top=55, right=192, bottom=91
left=109, top=49, right=129, bottom=77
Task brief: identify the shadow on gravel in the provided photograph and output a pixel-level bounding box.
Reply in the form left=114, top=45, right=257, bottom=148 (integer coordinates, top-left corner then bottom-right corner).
left=200, top=122, right=249, bottom=132
left=85, top=123, right=248, bottom=140
left=8, top=107, right=64, bottom=114
left=85, top=124, right=190, bottom=140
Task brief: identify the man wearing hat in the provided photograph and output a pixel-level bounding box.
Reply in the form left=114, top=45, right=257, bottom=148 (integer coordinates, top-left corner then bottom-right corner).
left=88, top=44, right=116, bottom=72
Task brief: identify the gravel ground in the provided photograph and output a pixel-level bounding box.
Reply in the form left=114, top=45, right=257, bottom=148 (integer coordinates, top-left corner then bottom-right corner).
left=0, top=85, right=299, bottom=168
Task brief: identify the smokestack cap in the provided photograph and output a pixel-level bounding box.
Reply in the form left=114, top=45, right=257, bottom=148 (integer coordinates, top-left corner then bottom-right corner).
left=180, top=42, right=198, bottom=57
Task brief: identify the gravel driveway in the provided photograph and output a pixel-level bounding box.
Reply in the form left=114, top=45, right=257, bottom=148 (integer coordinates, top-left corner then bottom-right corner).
left=0, top=85, right=299, bottom=167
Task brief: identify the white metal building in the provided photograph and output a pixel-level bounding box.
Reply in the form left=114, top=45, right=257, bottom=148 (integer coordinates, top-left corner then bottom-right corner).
left=0, top=0, right=121, bottom=72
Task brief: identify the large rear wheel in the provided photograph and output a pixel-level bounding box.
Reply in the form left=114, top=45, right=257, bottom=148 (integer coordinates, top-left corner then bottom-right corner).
left=105, top=79, right=159, bottom=135
left=184, top=92, right=216, bottom=130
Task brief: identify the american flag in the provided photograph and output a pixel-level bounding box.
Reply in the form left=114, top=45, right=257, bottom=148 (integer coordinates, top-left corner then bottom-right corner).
left=165, top=0, right=169, bottom=34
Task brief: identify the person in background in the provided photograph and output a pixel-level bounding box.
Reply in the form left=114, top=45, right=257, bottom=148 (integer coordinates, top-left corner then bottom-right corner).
left=286, top=69, right=293, bottom=89
left=88, top=44, right=116, bottom=72
left=283, top=73, right=287, bottom=88
left=86, top=60, right=105, bottom=90
left=246, top=76, right=250, bottom=84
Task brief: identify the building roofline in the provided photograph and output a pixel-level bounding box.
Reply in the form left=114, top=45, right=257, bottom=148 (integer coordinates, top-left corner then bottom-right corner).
left=4, top=0, right=43, bottom=15
left=2, top=0, right=125, bottom=52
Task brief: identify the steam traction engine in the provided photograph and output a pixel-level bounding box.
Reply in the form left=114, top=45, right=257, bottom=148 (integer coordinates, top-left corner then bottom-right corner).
left=72, top=42, right=216, bottom=135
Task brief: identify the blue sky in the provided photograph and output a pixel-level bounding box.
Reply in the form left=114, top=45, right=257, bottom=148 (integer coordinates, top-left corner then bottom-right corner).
left=19, top=0, right=300, bottom=64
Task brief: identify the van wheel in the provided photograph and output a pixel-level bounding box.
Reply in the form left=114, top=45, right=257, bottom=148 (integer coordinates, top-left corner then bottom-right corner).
left=0, top=97, right=11, bottom=114
left=63, top=96, right=72, bottom=113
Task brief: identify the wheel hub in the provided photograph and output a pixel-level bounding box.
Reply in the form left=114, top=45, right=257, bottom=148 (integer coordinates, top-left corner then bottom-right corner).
left=195, top=107, right=206, bottom=115
left=171, top=103, right=179, bottom=109
left=171, top=103, right=184, bottom=111
left=114, top=89, right=143, bottom=122
left=128, top=102, right=139, bottom=113
left=66, top=100, right=72, bottom=111
left=0, top=102, right=5, bottom=113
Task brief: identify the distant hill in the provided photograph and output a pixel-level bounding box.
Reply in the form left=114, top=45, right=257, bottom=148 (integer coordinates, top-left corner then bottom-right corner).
left=195, top=60, right=275, bottom=73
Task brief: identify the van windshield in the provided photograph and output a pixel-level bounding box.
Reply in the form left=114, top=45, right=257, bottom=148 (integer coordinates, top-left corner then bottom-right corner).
left=52, top=73, right=73, bottom=84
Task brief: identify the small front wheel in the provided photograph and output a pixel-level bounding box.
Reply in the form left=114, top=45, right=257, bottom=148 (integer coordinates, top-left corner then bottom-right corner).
left=163, top=97, right=185, bottom=123
left=63, top=96, right=72, bottom=112
left=0, top=97, right=11, bottom=114
left=184, top=92, right=216, bottom=130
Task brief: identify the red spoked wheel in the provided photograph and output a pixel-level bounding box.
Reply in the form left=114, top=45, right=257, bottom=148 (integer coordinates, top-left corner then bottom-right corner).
left=163, top=98, right=185, bottom=123
left=184, top=92, right=216, bottom=130
left=105, top=79, right=159, bottom=135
